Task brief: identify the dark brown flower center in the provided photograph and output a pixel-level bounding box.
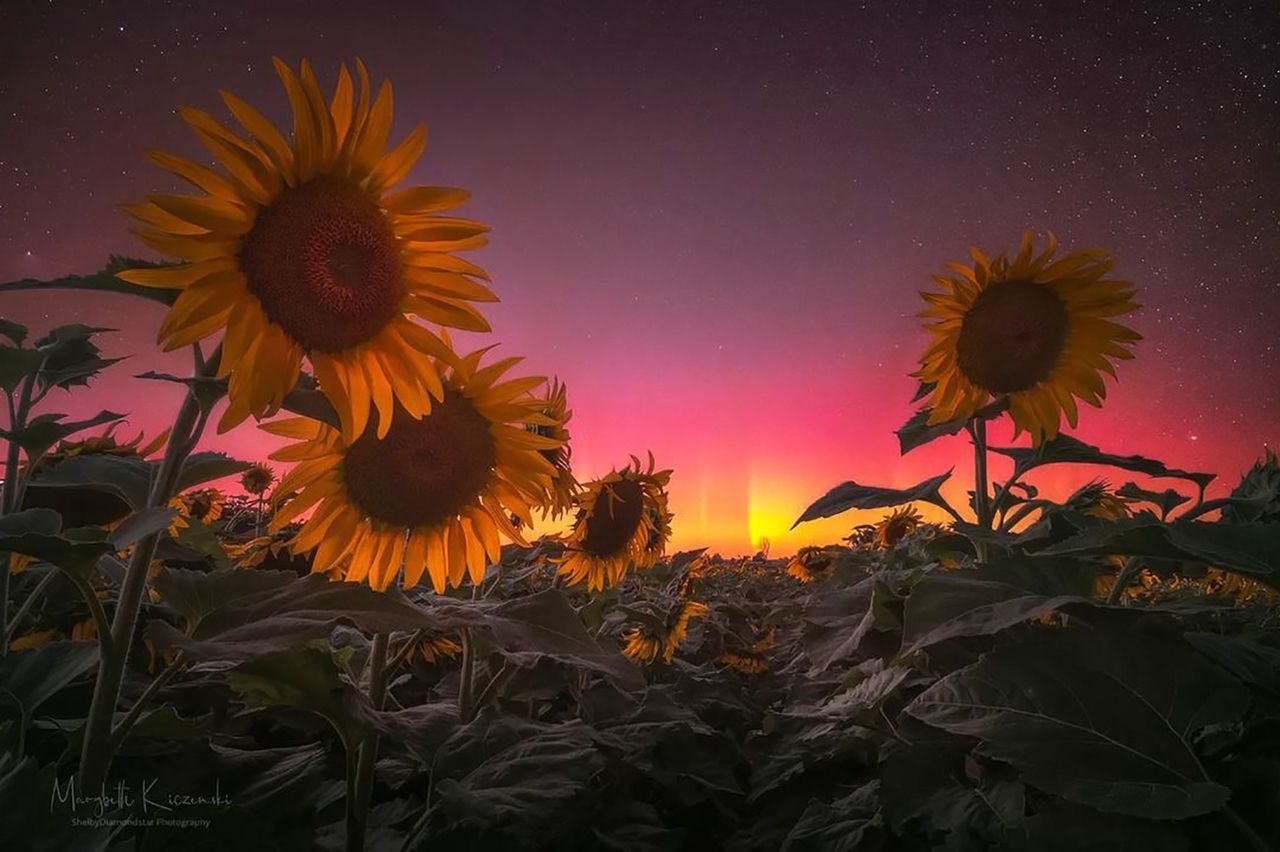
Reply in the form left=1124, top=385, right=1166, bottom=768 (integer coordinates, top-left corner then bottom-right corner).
left=955, top=279, right=1070, bottom=393
left=241, top=176, right=403, bottom=352
left=580, top=478, right=644, bottom=557
left=342, top=391, right=496, bottom=528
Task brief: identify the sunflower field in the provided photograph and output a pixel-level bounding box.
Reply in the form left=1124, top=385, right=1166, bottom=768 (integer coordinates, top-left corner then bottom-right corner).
left=2, top=59, right=1279, bottom=852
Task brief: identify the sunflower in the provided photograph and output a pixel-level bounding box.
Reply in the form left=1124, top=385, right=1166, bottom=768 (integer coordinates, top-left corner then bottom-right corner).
left=265, top=348, right=560, bottom=593
left=786, top=546, right=839, bottom=583
left=873, top=505, right=922, bottom=549
left=240, top=462, right=276, bottom=496
left=917, top=232, right=1140, bottom=443
left=118, top=58, right=498, bottom=439
left=169, top=487, right=227, bottom=535
left=412, top=632, right=463, bottom=664
left=663, top=600, right=708, bottom=661
left=526, top=378, right=577, bottom=518
left=557, top=455, right=673, bottom=592
left=621, top=627, right=663, bottom=664
left=718, top=626, right=775, bottom=674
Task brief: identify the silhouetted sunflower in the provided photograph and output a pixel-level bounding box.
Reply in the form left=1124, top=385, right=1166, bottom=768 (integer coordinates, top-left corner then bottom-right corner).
left=526, top=378, right=577, bottom=518
left=240, top=462, right=276, bottom=496
left=918, top=232, right=1139, bottom=443
left=621, top=600, right=707, bottom=664
left=265, top=348, right=559, bottom=592
left=874, top=505, right=922, bottom=549
left=118, top=58, right=496, bottom=439
left=557, top=455, right=672, bottom=592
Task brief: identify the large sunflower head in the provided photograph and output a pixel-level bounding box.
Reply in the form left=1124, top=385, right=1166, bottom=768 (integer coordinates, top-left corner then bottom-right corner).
left=873, top=505, right=923, bottom=549
left=525, top=377, right=577, bottom=519
left=917, top=232, right=1140, bottom=444
left=119, top=58, right=498, bottom=440
left=557, top=455, right=673, bottom=592
left=265, top=348, right=560, bottom=593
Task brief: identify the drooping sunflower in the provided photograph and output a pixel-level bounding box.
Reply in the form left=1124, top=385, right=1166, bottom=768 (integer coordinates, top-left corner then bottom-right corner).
left=240, top=462, right=276, bottom=496
left=786, top=545, right=842, bottom=583
left=873, top=505, right=922, bottom=549
left=917, top=232, right=1140, bottom=443
left=526, top=378, right=577, bottom=518
left=557, top=455, right=673, bottom=592
left=118, top=58, right=497, bottom=439
left=169, top=487, right=227, bottom=536
left=412, top=632, right=463, bottom=664
left=265, top=348, right=560, bottom=593
left=718, top=627, right=774, bottom=675
left=621, top=600, right=707, bottom=664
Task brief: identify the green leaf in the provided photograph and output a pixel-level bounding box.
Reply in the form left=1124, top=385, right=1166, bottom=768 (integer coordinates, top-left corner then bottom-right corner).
left=990, top=434, right=1215, bottom=489
left=0, top=641, right=99, bottom=719
left=226, top=645, right=377, bottom=751
left=151, top=566, right=298, bottom=632
left=1185, top=632, right=1280, bottom=694
left=906, top=630, right=1248, bottom=819
left=135, top=371, right=227, bottom=414
left=0, top=410, right=125, bottom=460
left=0, top=507, right=62, bottom=538
left=25, top=452, right=152, bottom=511
left=33, top=324, right=122, bottom=391
left=0, top=345, right=43, bottom=393
left=879, top=736, right=1024, bottom=838
left=1023, top=800, right=1189, bottom=852
left=1039, top=518, right=1280, bottom=582
left=488, top=590, right=644, bottom=690
left=793, top=471, right=953, bottom=528
left=0, top=530, right=114, bottom=578
left=780, top=781, right=882, bottom=851
left=1116, top=482, right=1191, bottom=519
left=0, top=318, right=28, bottom=345
left=38, top=705, right=205, bottom=752
left=0, top=255, right=181, bottom=307
left=896, top=398, right=1008, bottom=455
left=106, top=506, right=178, bottom=550
left=176, top=451, right=251, bottom=491
left=802, top=573, right=905, bottom=671
left=415, top=717, right=605, bottom=845
left=208, top=742, right=330, bottom=809
left=900, top=572, right=1086, bottom=655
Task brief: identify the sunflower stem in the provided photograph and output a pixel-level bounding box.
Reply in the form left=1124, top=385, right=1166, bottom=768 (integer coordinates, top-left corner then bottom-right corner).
left=970, top=419, right=992, bottom=561
left=458, top=626, right=476, bottom=722
left=1, top=568, right=57, bottom=648
left=77, top=344, right=218, bottom=791
left=1, top=375, right=36, bottom=656
left=349, top=631, right=389, bottom=852
left=1106, top=557, right=1142, bottom=604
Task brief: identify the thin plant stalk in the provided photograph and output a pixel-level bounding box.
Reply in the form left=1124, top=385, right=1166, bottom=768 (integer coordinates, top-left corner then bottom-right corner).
left=0, top=374, right=36, bottom=655
left=1, top=569, right=57, bottom=648
left=77, top=345, right=219, bottom=790
left=348, top=631, right=390, bottom=852
left=970, top=418, right=992, bottom=561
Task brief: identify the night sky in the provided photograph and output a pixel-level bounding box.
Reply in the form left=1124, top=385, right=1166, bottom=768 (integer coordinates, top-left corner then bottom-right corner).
left=2, top=1, right=1277, bottom=554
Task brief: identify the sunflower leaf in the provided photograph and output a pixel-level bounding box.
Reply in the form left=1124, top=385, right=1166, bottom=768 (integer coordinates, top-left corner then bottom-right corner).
left=792, top=471, right=953, bottom=528
left=0, top=256, right=181, bottom=307
left=990, top=434, right=1215, bottom=489
left=33, top=324, right=123, bottom=391
left=900, top=572, right=1088, bottom=655
left=0, top=318, right=28, bottom=346
left=1115, top=482, right=1191, bottom=519
left=896, top=399, right=1008, bottom=455
left=0, top=410, right=126, bottom=459
left=905, top=630, right=1247, bottom=819
left=1038, top=518, right=1280, bottom=583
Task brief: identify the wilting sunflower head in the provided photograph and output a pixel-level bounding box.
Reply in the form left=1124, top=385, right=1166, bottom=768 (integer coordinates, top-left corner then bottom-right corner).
left=557, top=454, right=674, bottom=592
left=525, top=377, right=577, bottom=519
left=621, top=627, right=663, bottom=664
left=21, top=426, right=169, bottom=528
left=874, top=505, right=923, bottom=549
left=1068, top=480, right=1131, bottom=521
left=917, top=232, right=1140, bottom=444
left=240, top=462, right=276, bottom=496
left=663, top=600, right=709, bottom=662
left=119, top=58, right=499, bottom=440
left=169, top=487, right=227, bottom=536
left=265, top=347, right=559, bottom=593
left=786, top=545, right=835, bottom=583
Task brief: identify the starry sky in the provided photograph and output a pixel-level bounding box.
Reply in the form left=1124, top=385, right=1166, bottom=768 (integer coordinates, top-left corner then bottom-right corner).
left=1, top=1, right=1277, bottom=555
